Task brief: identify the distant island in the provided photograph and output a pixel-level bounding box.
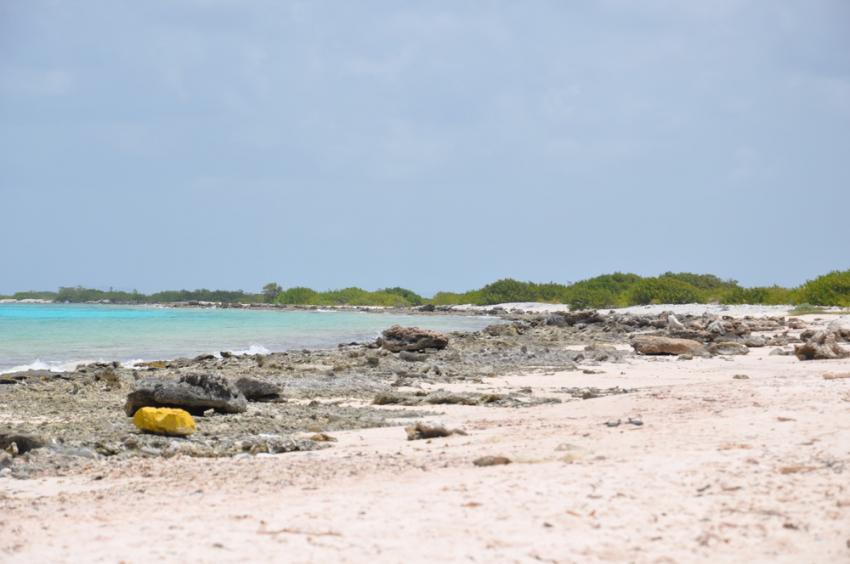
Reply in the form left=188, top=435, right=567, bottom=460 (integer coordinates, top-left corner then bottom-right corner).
left=3, top=269, right=849, bottom=308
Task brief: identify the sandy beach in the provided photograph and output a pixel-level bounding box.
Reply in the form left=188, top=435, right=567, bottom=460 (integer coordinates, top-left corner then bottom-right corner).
left=2, top=306, right=849, bottom=563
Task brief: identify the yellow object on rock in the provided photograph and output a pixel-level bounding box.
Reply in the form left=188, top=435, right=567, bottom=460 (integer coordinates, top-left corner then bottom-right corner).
left=132, top=407, right=196, bottom=436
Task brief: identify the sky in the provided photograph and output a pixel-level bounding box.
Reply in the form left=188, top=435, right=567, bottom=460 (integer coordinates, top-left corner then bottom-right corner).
left=1, top=1, right=849, bottom=295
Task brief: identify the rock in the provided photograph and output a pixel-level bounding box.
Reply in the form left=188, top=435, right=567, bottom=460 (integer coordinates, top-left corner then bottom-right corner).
left=309, top=433, right=337, bottom=442
left=399, top=351, right=428, bottom=362
left=708, top=342, right=749, bottom=356
left=0, top=433, right=44, bottom=455
left=733, top=374, right=750, bottom=380
left=234, top=377, right=282, bottom=402
left=484, top=323, right=519, bottom=337
left=707, top=320, right=727, bottom=335
left=743, top=336, right=767, bottom=348
left=770, top=347, right=793, bottom=356
left=823, top=372, right=850, bottom=380
left=794, top=329, right=850, bottom=361
left=132, top=407, right=196, bottom=436
left=631, top=336, right=706, bottom=356
left=546, top=310, right=604, bottom=327
left=582, top=343, right=623, bottom=362
left=124, top=373, right=248, bottom=416
left=473, top=455, right=511, bottom=467
left=365, top=355, right=380, bottom=367
left=379, top=325, right=449, bottom=352
left=404, top=422, right=466, bottom=441
left=667, top=315, right=685, bottom=331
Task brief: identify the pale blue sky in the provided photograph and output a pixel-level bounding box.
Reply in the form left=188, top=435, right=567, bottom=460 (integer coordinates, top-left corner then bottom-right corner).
left=1, top=1, right=848, bottom=295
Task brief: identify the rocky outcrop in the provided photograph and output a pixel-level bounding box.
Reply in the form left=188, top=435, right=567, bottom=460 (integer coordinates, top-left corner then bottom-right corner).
left=379, top=326, right=449, bottom=352
left=795, top=325, right=850, bottom=360
left=125, top=373, right=248, bottom=416
left=632, top=336, right=706, bottom=356
left=234, top=377, right=282, bottom=402
left=546, top=310, right=604, bottom=327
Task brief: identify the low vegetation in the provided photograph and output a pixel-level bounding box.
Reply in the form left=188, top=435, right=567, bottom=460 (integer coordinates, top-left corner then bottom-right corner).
left=5, top=270, right=850, bottom=308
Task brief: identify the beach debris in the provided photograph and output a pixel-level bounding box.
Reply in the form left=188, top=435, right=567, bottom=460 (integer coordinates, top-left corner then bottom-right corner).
left=374, top=390, right=559, bottom=408
left=631, top=336, right=706, bottom=356
left=605, top=419, right=622, bottom=427
left=0, top=433, right=44, bottom=455
left=404, top=421, right=466, bottom=441
left=124, top=373, right=248, bottom=416
left=824, top=372, right=850, bottom=380
left=309, top=433, right=337, bottom=442
left=708, top=342, right=749, bottom=356
left=779, top=465, right=817, bottom=474
left=234, top=377, right=282, bottom=402
left=732, top=374, right=750, bottom=380
left=378, top=325, right=449, bottom=352
left=794, top=326, right=850, bottom=360
left=558, top=386, right=633, bottom=400
left=627, top=417, right=644, bottom=426
left=132, top=407, right=196, bottom=436
left=473, top=455, right=511, bottom=467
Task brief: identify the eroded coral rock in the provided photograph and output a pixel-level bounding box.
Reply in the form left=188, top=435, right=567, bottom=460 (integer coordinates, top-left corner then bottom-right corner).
left=632, top=336, right=706, bottom=356
left=125, top=373, right=247, bottom=416
left=379, top=325, right=449, bottom=352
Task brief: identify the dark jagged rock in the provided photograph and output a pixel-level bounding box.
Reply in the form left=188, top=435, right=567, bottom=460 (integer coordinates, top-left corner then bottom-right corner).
left=124, top=373, right=248, bottom=416
left=379, top=325, right=449, bottom=352
left=234, top=377, right=283, bottom=402
left=0, top=433, right=45, bottom=455
left=546, top=310, right=604, bottom=327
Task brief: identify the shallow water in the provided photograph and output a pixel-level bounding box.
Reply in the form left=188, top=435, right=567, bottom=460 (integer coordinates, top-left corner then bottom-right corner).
left=0, top=303, right=493, bottom=373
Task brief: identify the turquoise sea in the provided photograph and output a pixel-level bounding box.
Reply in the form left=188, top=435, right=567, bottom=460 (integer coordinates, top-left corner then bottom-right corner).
left=0, top=303, right=493, bottom=374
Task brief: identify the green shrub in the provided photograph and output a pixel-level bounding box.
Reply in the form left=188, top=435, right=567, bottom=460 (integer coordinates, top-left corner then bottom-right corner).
left=721, top=286, right=796, bottom=305
left=477, top=279, right=539, bottom=304
left=627, top=277, right=703, bottom=305
left=563, top=273, right=641, bottom=309
left=275, top=287, right=320, bottom=305
left=379, top=287, right=424, bottom=306
left=796, top=270, right=850, bottom=306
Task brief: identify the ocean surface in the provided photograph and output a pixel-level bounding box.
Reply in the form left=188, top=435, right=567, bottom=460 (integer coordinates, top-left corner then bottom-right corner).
left=0, top=303, right=494, bottom=374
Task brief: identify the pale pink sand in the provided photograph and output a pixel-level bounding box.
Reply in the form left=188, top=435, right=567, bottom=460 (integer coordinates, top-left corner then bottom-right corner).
left=2, top=328, right=850, bottom=562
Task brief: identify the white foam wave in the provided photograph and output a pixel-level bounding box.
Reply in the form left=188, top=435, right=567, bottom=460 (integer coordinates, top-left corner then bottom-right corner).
left=0, top=358, right=98, bottom=375
left=229, top=344, right=271, bottom=356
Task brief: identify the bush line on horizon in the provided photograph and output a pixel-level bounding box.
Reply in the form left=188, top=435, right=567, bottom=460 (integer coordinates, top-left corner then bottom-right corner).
left=3, top=270, right=850, bottom=309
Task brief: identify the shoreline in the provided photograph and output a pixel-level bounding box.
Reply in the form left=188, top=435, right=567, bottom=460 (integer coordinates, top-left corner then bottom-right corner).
left=2, top=304, right=849, bottom=561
